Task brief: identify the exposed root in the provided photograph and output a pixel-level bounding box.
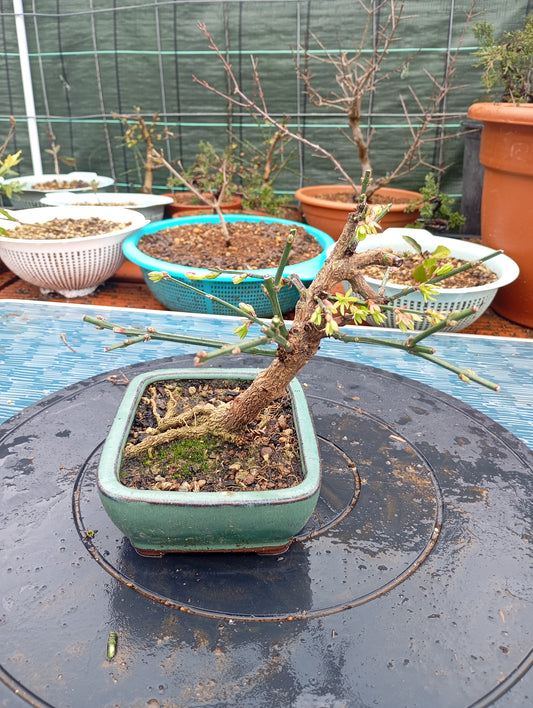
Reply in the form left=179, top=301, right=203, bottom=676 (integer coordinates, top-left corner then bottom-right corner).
left=120, top=379, right=303, bottom=492
left=123, top=399, right=239, bottom=460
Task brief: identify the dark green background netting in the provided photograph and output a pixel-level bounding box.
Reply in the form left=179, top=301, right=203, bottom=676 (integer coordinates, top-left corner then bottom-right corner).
left=1, top=0, right=531, bottom=207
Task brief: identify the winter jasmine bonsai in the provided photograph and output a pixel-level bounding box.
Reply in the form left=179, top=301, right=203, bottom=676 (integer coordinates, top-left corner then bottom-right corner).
left=84, top=175, right=499, bottom=451
left=83, top=174, right=502, bottom=553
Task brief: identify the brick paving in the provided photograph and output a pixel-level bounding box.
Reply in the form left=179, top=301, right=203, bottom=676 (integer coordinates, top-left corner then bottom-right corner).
left=1, top=262, right=532, bottom=338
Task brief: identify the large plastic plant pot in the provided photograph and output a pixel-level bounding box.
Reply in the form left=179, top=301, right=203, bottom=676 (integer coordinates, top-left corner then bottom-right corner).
left=97, top=368, right=322, bottom=555
left=122, top=214, right=334, bottom=316
left=294, top=185, right=422, bottom=240
left=467, top=102, right=533, bottom=326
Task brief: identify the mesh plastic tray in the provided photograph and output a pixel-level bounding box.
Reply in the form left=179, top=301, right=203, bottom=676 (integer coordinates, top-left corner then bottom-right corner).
left=354, top=228, right=520, bottom=331
left=123, top=214, right=334, bottom=316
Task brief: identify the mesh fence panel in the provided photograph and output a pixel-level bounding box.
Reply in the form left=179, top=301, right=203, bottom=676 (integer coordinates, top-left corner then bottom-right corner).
left=1, top=0, right=531, bottom=204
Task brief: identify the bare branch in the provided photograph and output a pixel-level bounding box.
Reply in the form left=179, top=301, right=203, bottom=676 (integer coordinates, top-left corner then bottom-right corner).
left=195, top=1, right=478, bottom=199
left=194, top=22, right=357, bottom=190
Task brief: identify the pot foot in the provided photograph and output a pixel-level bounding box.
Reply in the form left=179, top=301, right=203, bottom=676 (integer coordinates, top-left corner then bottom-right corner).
left=133, top=541, right=293, bottom=557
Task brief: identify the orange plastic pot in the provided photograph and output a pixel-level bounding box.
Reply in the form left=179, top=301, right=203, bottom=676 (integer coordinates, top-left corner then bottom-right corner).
left=162, top=193, right=242, bottom=219
left=294, top=185, right=421, bottom=240
left=467, top=103, right=533, bottom=326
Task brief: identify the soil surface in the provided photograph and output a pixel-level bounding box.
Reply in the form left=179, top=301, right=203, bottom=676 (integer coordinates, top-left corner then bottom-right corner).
left=138, top=221, right=322, bottom=270
left=314, top=189, right=411, bottom=205
left=7, top=217, right=131, bottom=240
left=120, top=378, right=303, bottom=492
left=31, top=179, right=90, bottom=191
left=360, top=250, right=498, bottom=288
left=73, top=200, right=137, bottom=206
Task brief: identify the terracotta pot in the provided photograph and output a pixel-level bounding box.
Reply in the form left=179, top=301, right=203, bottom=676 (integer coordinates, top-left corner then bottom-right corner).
left=467, top=103, right=533, bottom=326
left=294, top=184, right=421, bottom=240
left=240, top=205, right=303, bottom=222
left=162, top=192, right=242, bottom=219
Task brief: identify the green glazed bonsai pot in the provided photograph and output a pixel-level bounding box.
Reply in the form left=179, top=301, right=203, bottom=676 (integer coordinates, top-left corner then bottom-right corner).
left=97, top=368, right=321, bottom=555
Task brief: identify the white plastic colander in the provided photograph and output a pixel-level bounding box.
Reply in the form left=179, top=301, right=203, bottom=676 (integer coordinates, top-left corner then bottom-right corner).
left=0, top=206, right=148, bottom=297
left=40, top=191, right=174, bottom=222
left=338, top=228, right=520, bottom=331
left=3, top=172, right=115, bottom=209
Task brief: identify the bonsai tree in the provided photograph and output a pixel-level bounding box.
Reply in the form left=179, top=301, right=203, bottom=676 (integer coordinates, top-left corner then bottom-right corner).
left=153, top=141, right=238, bottom=243
left=235, top=124, right=297, bottom=216
left=44, top=128, right=77, bottom=175
left=158, top=130, right=296, bottom=219
left=193, top=0, right=479, bottom=200
left=406, top=173, right=466, bottom=233
left=472, top=14, right=533, bottom=103
left=113, top=107, right=174, bottom=193
left=164, top=139, right=238, bottom=206
left=84, top=174, right=499, bottom=454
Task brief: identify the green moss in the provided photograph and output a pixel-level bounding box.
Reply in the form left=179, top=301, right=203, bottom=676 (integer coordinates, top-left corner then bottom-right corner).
left=142, top=435, right=219, bottom=479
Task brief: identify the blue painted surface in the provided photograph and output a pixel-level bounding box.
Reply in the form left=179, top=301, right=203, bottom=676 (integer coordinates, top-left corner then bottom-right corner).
left=0, top=299, right=532, bottom=449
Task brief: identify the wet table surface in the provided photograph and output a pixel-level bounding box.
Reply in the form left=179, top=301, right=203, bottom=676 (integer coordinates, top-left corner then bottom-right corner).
left=0, top=300, right=532, bottom=707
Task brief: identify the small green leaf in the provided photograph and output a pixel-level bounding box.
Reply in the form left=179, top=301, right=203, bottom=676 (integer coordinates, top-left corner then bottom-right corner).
left=233, top=322, right=251, bottom=339
left=432, top=245, right=451, bottom=259
left=238, top=302, right=256, bottom=317
left=402, top=235, right=422, bottom=253
left=0, top=207, right=19, bottom=223
left=186, top=270, right=219, bottom=280
left=413, top=264, right=429, bottom=283
left=148, top=270, right=168, bottom=282
left=435, top=263, right=454, bottom=277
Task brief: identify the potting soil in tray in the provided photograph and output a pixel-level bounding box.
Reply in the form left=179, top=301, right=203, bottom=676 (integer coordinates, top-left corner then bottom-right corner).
left=6, top=217, right=131, bottom=240
left=314, top=189, right=410, bottom=205
left=121, top=378, right=303, bottom=492
left=138, top=221, right=321, bottom=269
left=31, top=179, right=90, bottom=191
left=360, top=251, right=498, bottom=288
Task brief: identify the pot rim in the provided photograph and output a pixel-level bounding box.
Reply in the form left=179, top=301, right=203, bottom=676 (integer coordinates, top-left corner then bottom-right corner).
left=3, top=171, right=115, bottom=193
left=40, top=192, right=174, bottom=208
left=0, top=206, right=148, bottom=246
left=294, top=184, right=422, bottom=211
left=122, top=213, right=334, bottom=281
left=467, top=102, right=533, bottom=125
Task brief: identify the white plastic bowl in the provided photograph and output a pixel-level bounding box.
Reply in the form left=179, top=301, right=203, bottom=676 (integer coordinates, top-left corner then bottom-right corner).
left=40, top=191, right=173, bottom=222
left=4, top=172, right=115, bottom=208
left=337, top=228, right=519, bottom=331
left=0, top=206, right=147, bottom=297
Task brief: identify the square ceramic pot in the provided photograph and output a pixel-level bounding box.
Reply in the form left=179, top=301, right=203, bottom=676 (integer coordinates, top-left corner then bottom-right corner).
left=97, top=368, right=321, bottom=555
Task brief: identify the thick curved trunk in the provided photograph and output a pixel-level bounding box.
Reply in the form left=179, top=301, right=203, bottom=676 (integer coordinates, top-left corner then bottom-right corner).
left=213, top=324, right=323, bottom=432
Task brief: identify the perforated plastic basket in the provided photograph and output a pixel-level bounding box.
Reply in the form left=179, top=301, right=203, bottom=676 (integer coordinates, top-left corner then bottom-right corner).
left=355, top=228, right=520, bottom=331
left=4, top=172, right=115, bottom=209
left=0, top=206, right=148, bottom=297
left=122, top=214, right=334, bottom=316
left=40, top=191, right=173, bottom=222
